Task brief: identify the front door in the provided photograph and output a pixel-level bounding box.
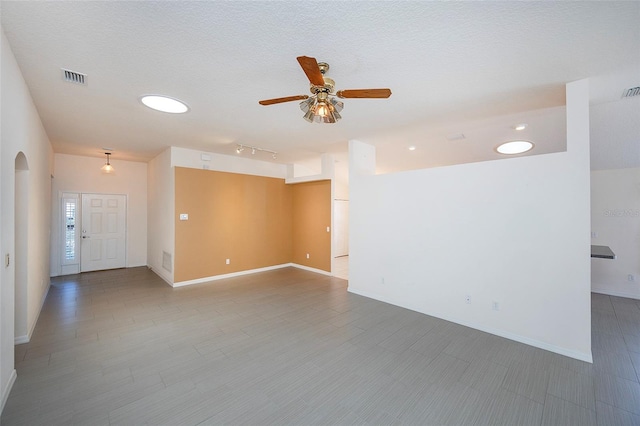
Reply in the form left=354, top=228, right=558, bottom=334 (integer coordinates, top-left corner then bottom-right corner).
left=81, top=193, right=126, bottom=272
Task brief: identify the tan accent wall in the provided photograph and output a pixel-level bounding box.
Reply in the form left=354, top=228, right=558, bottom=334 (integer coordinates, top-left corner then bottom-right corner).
left=291, top=180, right=332, bottom=272
left=174, top=167, right=292, bottom=282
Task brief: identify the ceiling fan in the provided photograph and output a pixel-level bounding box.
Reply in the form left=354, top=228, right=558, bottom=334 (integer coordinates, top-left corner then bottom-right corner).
left=258, top=56, right=392, bottom=123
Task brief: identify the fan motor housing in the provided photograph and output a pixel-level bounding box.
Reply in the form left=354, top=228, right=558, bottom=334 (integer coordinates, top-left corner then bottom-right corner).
left=310, top=77, right=335, bottom=94
left=308, top=62, right=334, bottom=94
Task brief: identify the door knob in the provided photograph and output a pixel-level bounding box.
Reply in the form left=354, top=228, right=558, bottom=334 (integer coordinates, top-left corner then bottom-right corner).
left=82, top=236, right=90, bottom=239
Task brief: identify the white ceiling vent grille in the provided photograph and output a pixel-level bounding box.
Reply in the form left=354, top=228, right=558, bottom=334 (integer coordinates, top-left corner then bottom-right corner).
left=622, top=86, right=640, bottom=98
left=61, top=69, right=87, bottom=85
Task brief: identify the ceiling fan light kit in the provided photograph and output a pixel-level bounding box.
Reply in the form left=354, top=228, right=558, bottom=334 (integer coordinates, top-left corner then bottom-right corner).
left=259, top=56, right=392, bottom=123
left=301, top=91, right=343, bottom=123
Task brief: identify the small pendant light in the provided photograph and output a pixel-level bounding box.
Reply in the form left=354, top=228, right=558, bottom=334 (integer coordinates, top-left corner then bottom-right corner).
left=101, top=152, right=115, bottom=174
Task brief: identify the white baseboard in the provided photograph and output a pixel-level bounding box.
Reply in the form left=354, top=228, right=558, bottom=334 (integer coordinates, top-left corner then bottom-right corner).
left=15, top=281, right=51, bottom=345
left=148, top=266, right=174, bottom=287
left=31, top=281, right=50, bottom=339
left=171, top=263, right=333, bottom=288
left=348, top=287, right=593, bottom=364
left=591, top=287, right=640, bottom=300
left=14, top=335, right=29, bottom=345
left=172, top=263, right=293, bottom=287
left=1, top=369, right=17, bottom=414
left=290, top=263, right=332, bottom=276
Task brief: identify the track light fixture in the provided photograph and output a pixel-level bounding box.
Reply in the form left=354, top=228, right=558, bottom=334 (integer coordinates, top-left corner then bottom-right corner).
left=235, top=144, right=277, bottom=160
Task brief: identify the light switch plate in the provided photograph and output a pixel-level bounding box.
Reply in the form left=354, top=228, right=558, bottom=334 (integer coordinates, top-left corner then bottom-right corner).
left=179, top=213, right=189, bottom=221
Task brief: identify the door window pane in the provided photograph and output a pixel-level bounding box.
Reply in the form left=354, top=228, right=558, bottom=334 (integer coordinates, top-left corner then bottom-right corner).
left=65, top=200, right=77, bottom=261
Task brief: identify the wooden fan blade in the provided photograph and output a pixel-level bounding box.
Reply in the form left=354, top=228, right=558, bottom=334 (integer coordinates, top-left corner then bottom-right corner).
left=259, top=95, right=309, bottom=106
left=296, top=56, right=325, bottom=86
left=336, top=89, right=392, bottom=99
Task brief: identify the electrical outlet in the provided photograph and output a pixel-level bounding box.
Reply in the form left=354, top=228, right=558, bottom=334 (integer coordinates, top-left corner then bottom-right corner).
left=226, top=259, right=230, bottom=265
left=492, top=301, right=500, bottom=311
left=465, top=295, right=471, bottom=304
left=306, top=253, right=310, bottom=259
left=628, top=274, right=635, bottom=282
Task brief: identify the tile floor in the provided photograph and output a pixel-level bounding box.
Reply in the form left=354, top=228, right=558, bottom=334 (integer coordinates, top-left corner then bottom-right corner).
left=1, top=266, right=639, bottom=425
left=333, top=255, right=349, bottom=280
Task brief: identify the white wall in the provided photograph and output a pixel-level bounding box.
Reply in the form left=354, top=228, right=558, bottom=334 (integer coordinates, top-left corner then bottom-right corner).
left=1, top=27, right=54, bottom=411
left=50, top=154, right=147, bottom=276
left=147, top=148, right=174, bottom=284
left=171, top=146, right=287, bottom=178
left=349, top=80, right=592, bottom=361
left=591, top=168, right=640, bottom=299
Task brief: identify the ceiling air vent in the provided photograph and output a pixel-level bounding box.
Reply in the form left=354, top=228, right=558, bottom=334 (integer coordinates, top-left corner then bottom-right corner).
left=622, top=86, right=640, bottom=98
left=61, top=68, right=87, bottom=85
left=446, top=133, right=466, bottom=141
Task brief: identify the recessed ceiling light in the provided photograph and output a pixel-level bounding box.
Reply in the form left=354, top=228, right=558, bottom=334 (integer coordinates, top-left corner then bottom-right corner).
left=514, top=123, right=527, bottom=131
left=408, top=146, right=416, bottom=151
left=496, top=140, right=534, bottom=155
left=140, top=95, right=189, bottom=113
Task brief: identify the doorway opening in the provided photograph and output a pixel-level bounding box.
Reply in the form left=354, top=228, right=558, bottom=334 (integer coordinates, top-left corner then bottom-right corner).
left=14, top=152, right=29, bottom=343
left=333, top=198, right=349, bottom=280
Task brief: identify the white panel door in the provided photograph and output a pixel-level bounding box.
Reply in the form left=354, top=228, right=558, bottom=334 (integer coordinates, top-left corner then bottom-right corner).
left=334, top=200, right=349, bottom=257
left=81, top=194, right=126, bottom=272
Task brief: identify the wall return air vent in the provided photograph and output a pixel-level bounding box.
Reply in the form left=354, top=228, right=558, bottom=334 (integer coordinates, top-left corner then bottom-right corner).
left=622, top=86, right=640, bottom=98
left=61, top=68, right=87, bottom=85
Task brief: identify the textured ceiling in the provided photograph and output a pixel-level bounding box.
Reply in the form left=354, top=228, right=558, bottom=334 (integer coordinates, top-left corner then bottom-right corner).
left=1, top=1, right=638, bottom=171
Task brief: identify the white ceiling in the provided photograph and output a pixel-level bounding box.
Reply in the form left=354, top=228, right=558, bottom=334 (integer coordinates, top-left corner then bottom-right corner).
left=1, top=1, right=638, bottom=172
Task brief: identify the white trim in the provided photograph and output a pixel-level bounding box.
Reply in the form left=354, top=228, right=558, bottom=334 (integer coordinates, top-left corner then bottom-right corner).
left=348, top=287, right=593, bottom=363
left=592, top=287, right=640, bottom=300
left=291, top=263, right=332, bottom=276
left=1, top=369, right=17, bottom=414
left=30, top=282, right=50, bottom=338
left=171, top=263, right=333, bottom=287
left=14, top=335, right=29, bottom=345
left=172, top=263, right=292, bottom=287
left=15, top=281, right=51, bottom=344
left=285, top=174, right=331, bottom=184
left=149, top=266, right=174, bottom=287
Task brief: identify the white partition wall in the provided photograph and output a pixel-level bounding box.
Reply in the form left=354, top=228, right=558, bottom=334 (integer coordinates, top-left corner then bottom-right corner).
left=349, top=80, right=592, bottom=361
